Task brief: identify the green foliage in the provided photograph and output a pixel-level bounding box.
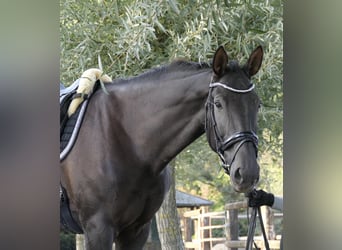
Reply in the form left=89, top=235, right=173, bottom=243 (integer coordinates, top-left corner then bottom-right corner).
left=60, top=232, right=75, bottom=250
left=61, top=0, right=283, bottom=209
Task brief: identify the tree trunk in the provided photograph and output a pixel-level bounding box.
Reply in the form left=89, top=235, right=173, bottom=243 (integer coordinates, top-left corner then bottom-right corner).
left=156, top=163, right=185, bottom=250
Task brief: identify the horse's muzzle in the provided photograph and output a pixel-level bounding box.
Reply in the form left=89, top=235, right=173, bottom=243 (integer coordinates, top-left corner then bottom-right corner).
left=230, top=162, right=260, bottom=193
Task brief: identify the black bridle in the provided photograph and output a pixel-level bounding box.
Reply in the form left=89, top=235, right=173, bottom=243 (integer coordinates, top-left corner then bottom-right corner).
left=205, top=80, right=269, bottom=250
left=205, top=81, right=259, bottom=174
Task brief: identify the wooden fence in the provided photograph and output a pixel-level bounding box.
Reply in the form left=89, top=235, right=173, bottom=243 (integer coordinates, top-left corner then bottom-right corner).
left=182, top=208, right=226, bottom=249
left=183, top=201, right=283, bottom=250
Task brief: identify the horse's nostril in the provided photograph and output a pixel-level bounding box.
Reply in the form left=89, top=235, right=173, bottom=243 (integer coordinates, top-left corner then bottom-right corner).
left=234, top=168, right=243, bottom=184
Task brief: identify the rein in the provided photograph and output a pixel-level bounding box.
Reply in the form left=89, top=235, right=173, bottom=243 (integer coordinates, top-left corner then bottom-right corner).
left=205, top=80, right=258, bottom=174
left=246, top=190, right=270, bottom=250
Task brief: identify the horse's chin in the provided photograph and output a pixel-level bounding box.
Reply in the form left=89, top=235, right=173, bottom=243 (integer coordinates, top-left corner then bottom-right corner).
left=233, top=184, right=255, bottom=194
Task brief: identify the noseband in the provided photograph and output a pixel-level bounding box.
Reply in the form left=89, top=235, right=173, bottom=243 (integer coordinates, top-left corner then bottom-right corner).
left=205, top=80, right=258, bottom=174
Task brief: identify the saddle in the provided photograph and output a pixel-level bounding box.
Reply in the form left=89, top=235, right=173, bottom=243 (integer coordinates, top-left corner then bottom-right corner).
left=60, top=79, right=97, bottom=160
left=60, top=68, right=111, bottom=160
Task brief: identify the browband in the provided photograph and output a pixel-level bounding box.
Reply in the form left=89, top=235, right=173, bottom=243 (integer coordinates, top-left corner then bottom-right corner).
left=209, top=82, right=255, bottom=93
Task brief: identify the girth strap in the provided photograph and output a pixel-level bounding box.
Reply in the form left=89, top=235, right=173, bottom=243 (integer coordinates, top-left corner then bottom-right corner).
left=60, top=185, right=83, bottom=234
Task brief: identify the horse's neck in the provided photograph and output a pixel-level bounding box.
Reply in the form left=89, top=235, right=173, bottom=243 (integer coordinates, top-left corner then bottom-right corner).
left=118, top=69, right=211, bottom=174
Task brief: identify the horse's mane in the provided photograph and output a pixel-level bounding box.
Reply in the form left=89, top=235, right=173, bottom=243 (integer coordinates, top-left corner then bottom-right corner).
left=112, top=60, right=211, bottom=85
left=169, top=60, right=211, bottom=71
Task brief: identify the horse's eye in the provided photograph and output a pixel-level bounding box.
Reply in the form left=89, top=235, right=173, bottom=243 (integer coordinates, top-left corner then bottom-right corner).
left=215, top=101, right=222, bottom=109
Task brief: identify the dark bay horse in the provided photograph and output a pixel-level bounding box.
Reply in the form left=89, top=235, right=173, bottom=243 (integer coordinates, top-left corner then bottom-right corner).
left=60, top=45, right=263, bottom=249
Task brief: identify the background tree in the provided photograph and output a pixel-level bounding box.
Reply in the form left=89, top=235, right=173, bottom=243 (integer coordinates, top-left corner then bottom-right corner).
left=155, top=163, right=184, bottom=250
left=60, top=0, right=283, bottom=247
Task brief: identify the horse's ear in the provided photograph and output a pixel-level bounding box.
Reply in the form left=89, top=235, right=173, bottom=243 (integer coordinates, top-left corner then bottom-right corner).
left=245, top=46, right=263, bottom=77
left=213, top=46, right=228, bottom=77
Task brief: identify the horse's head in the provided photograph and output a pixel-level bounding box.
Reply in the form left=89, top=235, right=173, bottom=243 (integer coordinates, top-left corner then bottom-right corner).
left=206, top=46, right=263, bottom=193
